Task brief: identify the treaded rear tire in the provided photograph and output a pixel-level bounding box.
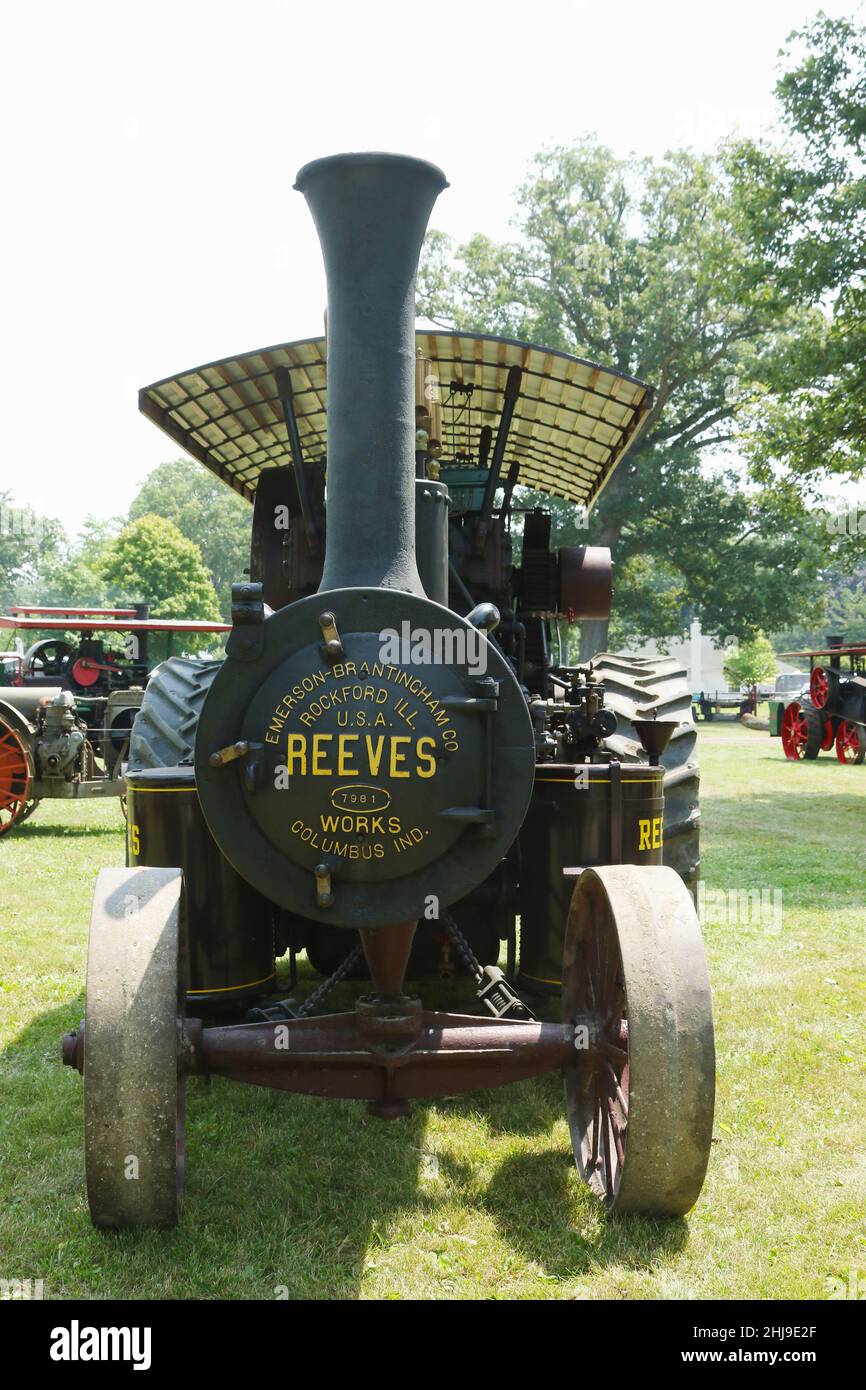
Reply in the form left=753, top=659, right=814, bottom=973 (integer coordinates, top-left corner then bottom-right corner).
left=589, top=651, right=700, bottom=897
left=801, top=702, right=825, bottom=759
left=128, top=657, right=221, bottom=772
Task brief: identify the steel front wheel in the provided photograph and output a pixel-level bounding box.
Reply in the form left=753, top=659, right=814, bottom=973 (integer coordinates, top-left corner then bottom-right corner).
left=562, top=864, right=715, bottom=1216
left=810, top=665, right=839, bottom=712
left=84, top=866, right=186, bottom=1227
left=835, top=721, right=865, bottom=765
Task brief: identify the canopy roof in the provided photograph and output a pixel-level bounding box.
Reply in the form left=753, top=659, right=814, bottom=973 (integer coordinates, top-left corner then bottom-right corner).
left=140, top=331, right=652, bottom=509
left=0, top=615, right=229, bottom=634
left=777, top=646, right=866, bottom=660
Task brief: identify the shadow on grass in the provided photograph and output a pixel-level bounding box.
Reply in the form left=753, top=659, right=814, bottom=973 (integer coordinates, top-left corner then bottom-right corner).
left=8, top=820, right=124, bottom=839
left=477, top=1148, right=686, bottom=1278
left=4, top=990, right=687, bottom=1297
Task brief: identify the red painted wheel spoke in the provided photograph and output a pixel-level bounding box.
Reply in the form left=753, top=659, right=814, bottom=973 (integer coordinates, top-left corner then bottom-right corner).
left=602, top=1099, right=615, bottom=1199
left=606, top=1094, right=626, bottom=1166
left=606, top=1060, right=629, bottom=1115
left=781, top=702, right=809, bottom=759
left=590, top=1087, right=601, bottom=1171
left=836, top=721, right=862, bottom=764
left=810, top=667, right=830, bottom=709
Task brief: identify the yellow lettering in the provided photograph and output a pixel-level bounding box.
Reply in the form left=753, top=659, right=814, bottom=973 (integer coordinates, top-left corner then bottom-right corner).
left=287, top=734, right=307, bottom=775
left=365, top=735, right=386, bottom=776
left=312, top=733, right=333, bottom=775
left=337, top=734, right=359, bottom=776
left=416, top=736, right=437, bottom=778
left=389, top=736, right=411, bottom=778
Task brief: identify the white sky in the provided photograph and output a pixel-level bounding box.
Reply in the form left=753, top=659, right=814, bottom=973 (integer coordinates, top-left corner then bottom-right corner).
left=0, top=0, right=859, bottom=537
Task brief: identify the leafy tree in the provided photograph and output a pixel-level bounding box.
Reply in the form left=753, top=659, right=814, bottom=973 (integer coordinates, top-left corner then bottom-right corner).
left=418, top=139, right=828, bottom=656
left=0, top=491, right=64, bottom=608
left=129, top=460, right=251, bottom=617
left=771, top=558, right=866, bottom=652
left=723, top=631, right=777, bottom=687
left=729, top=14, right=866, bottom=483
left=99, top=514, right=221, bottom=657
left=21, top=516, right=125, bottom=609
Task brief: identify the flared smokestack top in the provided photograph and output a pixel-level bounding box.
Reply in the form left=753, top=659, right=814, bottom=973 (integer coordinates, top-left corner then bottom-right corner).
left=294, top=153, right=448, bottom=594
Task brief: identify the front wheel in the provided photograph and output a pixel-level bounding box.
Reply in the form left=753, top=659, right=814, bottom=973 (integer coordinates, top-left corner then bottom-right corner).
left=562, top=864, right=715, bottom=1216
left=835, top=721, right=865, bottom=765
left=84, top=866, right=186, bottom=1227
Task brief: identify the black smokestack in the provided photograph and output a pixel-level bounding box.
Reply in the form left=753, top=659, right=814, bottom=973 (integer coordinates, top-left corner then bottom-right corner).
left=294, top=152, right=448, bottom=594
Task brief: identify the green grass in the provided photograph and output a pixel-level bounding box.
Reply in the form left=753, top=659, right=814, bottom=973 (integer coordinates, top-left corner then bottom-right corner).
left=1, top=726, right=864, bottom=1300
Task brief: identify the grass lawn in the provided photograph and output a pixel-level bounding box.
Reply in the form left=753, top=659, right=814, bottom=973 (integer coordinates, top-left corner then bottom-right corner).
left=1, top=724, right=863, bottom=1300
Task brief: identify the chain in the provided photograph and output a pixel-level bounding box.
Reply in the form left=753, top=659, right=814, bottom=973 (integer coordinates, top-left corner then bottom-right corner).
left=250, top=918, right=534, bottom=1026
left=296, top=943, right=365, bottom=1017
left=439, top=909, right=483, bottom=983
left=440, top=910, right=535, bottom=1022
left=245, top=941, right=364, bottom=1023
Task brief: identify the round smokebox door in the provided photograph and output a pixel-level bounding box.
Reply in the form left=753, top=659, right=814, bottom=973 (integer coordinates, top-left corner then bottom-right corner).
left=242, top=629, right=486, bottom=881
left=194, top=589, right=535, bottom=928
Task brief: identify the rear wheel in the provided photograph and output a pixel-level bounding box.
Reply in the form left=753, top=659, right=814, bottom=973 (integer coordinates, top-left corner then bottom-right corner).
left=591, top=653, right=700, bottom=897
left=781, top=701, right=825, bottom=760
left=128, top=656, right=221, bottom=771
left=810, top=665, right=839, bottom=712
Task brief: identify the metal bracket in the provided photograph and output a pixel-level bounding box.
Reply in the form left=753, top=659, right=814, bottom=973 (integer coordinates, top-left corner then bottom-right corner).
left=227, top=582, right=267, bottom=662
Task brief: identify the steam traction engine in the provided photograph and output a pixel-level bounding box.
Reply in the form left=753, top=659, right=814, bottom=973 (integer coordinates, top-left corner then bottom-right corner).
left=778, top=637, right=866, bottom=764
left=62, top=154, right=714, bottom=1227
left=0, top=607, right=229, bottom=831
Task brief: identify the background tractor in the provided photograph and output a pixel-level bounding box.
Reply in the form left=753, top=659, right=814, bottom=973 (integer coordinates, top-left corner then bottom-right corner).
left=0, top=606, right=229, bottom=831
left=63, top=152, right=714, bottom=1227
left=775, top=636, right=866, bottom=765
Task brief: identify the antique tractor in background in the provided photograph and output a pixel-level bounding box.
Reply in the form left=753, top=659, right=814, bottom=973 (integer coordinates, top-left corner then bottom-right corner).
left=63, top=153, right=714, bottom=1227
left=0, top=606, right=228, bottom=831
left=778, top=636, right=866, bottom=764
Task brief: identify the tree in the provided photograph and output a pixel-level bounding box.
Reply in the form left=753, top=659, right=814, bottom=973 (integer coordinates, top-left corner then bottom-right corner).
left=99, top=515, right=221, bottom=656
left=771, top=558, right=866, bottom=653
left=0, top=491, right=65, bottom=608
left=723, top=631, right=777, bottom=688
left=728, top=15, right=866, bottom=484
left=129, top=460, right=251, bottom=617
left=22, top=516, right=125, bottom=609
left=418, top=139, right=829, bottom=656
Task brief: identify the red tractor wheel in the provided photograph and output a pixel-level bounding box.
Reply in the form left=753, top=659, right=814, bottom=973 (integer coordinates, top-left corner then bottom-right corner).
left=810, top=666, right=829, bottom=710
left=835, top=721, right=865, bottom=765
left=0, top=719, right=33, bottom=833
left=810, top=665, right=838, bottom=711
left=781, top=702, right=824, bottom=760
